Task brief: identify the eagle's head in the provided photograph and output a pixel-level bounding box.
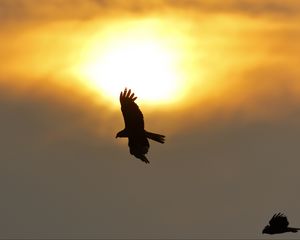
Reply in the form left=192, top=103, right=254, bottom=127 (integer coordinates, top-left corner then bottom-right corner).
left=116, top=129, right=128, bottom=138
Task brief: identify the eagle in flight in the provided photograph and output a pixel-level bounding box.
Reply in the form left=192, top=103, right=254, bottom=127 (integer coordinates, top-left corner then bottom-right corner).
left=262, top=213, right=300, bottom=234
left=116, top=88, right=165, bottom=163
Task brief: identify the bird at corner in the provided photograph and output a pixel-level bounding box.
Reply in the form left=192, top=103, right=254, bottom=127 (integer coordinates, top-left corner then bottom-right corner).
left=262, top=213, right=300, bottom=234
left=116, top=88, right=165, bottom=164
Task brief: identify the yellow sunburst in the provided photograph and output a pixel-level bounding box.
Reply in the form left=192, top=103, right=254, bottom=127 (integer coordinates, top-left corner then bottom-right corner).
left=74, top=19, right=187, bottom=105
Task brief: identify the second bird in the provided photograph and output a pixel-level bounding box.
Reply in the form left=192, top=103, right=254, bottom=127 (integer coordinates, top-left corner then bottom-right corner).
left=263, top=213, right=300, bottom=234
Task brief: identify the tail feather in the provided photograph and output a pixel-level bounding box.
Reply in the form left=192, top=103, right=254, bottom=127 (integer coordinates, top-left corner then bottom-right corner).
left=288, top=227, right=300, bottom=232
left=145, top=131, right=165, bottom=143
left=135, top=154, right=150, bottom=164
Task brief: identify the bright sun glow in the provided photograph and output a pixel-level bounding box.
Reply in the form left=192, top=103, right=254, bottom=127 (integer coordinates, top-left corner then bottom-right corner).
left=74, top=19, right=186, bottom=105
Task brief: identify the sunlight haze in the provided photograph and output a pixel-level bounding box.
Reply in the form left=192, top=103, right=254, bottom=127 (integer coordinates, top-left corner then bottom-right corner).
left=73, top=18, right=187, bottom=105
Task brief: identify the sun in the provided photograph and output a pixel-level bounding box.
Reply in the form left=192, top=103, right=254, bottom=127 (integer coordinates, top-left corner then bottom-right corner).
left=74, top=19, right=186, bottom=105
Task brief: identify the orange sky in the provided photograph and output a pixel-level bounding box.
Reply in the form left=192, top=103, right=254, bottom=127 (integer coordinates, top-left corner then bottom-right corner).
left=1, top=0, right=299, bottom=135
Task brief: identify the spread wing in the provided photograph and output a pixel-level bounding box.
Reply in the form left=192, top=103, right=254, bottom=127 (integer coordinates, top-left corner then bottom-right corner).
left=269, top=213, right=289, bottom=228
left=129, top=134, right=150, bottom=163
left=120, top=88, right=144, bottom=131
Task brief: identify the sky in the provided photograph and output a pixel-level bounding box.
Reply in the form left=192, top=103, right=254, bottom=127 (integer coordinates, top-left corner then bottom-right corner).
left=1, top=0, right=300, bottom=239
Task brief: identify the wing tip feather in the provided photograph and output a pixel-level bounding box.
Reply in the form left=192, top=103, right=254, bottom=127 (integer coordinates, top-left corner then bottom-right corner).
left=120, top=88, right=138, bottom=103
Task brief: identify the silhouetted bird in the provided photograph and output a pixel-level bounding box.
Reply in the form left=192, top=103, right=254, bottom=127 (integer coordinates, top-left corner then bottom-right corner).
left=116, top=88, right=165, bottom=163
left=262, top=213, right=300, bottom=234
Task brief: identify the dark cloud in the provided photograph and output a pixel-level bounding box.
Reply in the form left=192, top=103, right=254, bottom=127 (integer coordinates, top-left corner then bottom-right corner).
left=0, top=0, right=299, bottom=23
left=168, top=0, right=300, bottom=17
left=1, top=81, right=300, bottom=239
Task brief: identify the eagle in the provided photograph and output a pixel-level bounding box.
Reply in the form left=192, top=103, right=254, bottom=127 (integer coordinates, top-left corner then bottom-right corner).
left=262, top=213, right=300, bottom=234
left=116, top=88, right=165, bottom=163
